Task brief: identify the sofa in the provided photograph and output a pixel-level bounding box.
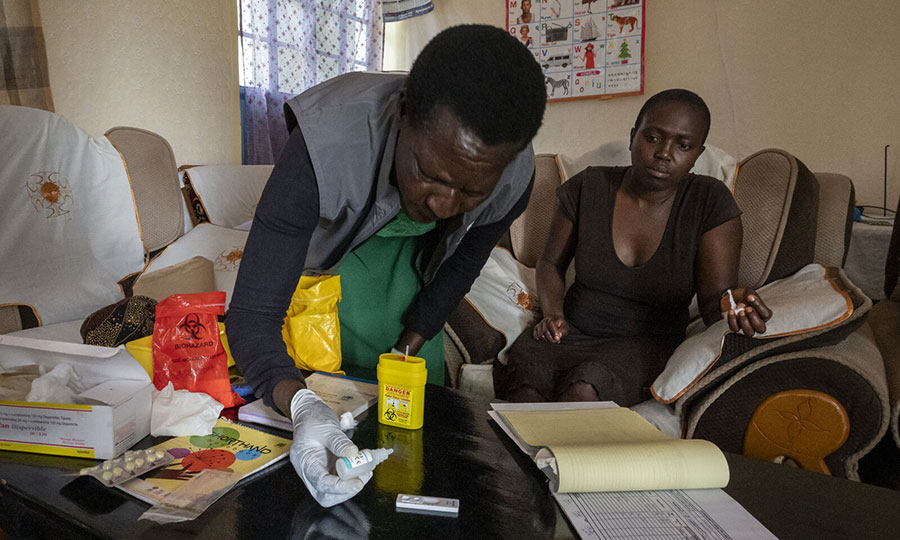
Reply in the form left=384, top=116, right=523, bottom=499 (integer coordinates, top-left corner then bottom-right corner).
left=0, top=106, right=271, bottom=340
left=444, top=145, right=896, bottom=480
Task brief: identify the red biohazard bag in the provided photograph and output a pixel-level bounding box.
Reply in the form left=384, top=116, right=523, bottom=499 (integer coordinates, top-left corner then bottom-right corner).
left=152, top=292, right=244, bottom=408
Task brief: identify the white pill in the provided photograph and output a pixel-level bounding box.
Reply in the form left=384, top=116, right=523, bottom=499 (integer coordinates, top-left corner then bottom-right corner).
left=101, top=471, right=113, bottom=481
left=135, top=458, right=145, bottom=468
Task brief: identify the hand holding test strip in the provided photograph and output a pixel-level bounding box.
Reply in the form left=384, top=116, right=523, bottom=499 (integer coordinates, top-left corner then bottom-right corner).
left=726, top=289, right=745, bottom=315
left=721, top=287, right=773, bottom=338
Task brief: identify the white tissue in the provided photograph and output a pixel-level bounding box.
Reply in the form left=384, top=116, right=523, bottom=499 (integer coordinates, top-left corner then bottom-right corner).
left=25, top=363, right=84, bottom=403
left=150, top=382, right=223, bottom=437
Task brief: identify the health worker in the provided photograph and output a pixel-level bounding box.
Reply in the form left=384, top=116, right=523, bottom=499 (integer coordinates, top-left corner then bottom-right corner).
left=226, top=24, right=547, bottom=507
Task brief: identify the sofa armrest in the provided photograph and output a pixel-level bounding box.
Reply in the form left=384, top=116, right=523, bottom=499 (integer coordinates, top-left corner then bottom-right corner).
left=445, top=300, right=506, bottom=366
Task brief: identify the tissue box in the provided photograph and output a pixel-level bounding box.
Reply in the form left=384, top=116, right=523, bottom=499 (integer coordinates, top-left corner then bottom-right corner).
left=0, top=335, right=152, bottom=459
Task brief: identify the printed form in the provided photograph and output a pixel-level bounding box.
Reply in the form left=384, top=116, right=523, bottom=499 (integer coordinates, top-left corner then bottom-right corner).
left=554, top=488, right=778, bottom=540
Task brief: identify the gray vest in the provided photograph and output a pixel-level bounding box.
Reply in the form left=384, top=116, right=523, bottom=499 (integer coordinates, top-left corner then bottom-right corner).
left=284, top=72, right=535, bottom=282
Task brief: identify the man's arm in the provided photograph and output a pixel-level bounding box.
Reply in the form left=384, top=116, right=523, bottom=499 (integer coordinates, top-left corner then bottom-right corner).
left=226, top=128, right=319, bottom=415
left=401, top=172, right=535, bottom=345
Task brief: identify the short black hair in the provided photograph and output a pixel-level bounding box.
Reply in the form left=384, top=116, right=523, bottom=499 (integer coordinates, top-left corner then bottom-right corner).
left=633, top=89, right=711, bottom=144
left=406, top=24, right=546, bottom=148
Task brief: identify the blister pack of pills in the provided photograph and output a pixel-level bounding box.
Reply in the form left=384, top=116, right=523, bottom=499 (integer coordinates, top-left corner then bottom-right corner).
left=79, top=448, right=175, bottom=487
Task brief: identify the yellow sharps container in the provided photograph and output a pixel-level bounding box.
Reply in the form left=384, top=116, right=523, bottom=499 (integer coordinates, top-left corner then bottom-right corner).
left=376, top=353, right=426, bottom=430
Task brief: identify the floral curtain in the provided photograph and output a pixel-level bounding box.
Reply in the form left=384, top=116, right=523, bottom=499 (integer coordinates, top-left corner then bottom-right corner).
left=0, top=0, right=54, bottom=111
left=238, top=0, right=384, bottom=165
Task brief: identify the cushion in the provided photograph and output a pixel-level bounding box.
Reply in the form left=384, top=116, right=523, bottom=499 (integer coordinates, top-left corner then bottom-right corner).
left=0, top=106, right=146, bottom=326
left=652, top=264, right=854, bottom=404
left=509, top=153, right=563, bottom=268
left=181, top=165, right=273, bottom=229
left=734, top=149, right=820, bottom=289
left=138, top=224, right=248, bottom=306
left=132, top=256, right=216, bottom=301
left=557, top=140, right=738, bottom=187
left=105, top=126, right=183, bottom=253
left=463, top=247, right=540, bottom=365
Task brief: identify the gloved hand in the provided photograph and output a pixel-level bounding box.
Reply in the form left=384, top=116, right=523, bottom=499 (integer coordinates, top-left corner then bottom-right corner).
left=289, top=389, right=372, bottom=507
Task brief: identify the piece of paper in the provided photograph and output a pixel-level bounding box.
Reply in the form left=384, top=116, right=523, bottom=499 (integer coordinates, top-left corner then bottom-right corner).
left=493, top=405, right=729, bottom=493
left=237, top=373, right=378, bottom=432
left=554, top=489, right=778, bottom=540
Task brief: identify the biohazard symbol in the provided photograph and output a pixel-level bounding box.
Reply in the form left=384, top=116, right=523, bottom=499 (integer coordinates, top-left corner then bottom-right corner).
left=178, top=313, right=207, bottom=340
left=27, top=171, right=73, bottom=218
left=384, top=407, right=397, bottom=422
left=215, top=247, right=244, bottom=271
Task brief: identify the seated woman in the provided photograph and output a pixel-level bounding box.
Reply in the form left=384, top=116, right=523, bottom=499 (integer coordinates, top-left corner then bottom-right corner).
left=499, top=89, right=772, bottom=405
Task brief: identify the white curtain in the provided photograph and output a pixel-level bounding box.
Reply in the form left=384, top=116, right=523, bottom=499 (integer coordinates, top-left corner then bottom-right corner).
left=238, top=0, right=384, bottom=164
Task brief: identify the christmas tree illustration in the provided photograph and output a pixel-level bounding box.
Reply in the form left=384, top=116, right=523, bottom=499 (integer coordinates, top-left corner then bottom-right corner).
left=619, top=41, right=631, bottom=59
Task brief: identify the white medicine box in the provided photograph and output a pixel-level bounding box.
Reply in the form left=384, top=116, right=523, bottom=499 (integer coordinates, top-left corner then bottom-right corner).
left=0, top=335, right=152, bottom=460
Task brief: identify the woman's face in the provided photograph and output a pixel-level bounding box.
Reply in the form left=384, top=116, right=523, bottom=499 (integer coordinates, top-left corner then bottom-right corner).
left=521, top=26, right=530, bottom=37
left=628, top=100, right=707, bottom=189
left=522, top=1, right=531, bottom=14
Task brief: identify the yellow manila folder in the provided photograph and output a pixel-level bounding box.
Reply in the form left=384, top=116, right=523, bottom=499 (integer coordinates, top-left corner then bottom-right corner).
left=497, top=407, right=729, bottom=493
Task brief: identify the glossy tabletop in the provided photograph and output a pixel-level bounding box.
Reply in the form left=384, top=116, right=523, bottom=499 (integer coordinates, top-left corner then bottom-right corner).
left=2, top=385, right=900, bottom=539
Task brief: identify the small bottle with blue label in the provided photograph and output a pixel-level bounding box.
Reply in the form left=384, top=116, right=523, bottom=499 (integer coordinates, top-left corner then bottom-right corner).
left=336, top=448, right=394, bottom=479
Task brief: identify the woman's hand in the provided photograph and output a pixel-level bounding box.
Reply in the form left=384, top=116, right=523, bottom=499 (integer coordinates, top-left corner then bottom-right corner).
left=720, top=288, right=772, bottom=337
left=533, top=314, right=569, bottom=343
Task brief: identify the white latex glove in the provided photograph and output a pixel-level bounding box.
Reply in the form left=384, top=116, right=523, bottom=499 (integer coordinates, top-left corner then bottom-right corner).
left=289, top=389, right=372, bottom=507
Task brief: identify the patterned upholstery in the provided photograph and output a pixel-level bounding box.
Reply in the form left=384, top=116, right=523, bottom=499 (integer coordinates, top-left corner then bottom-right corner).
left=105, top=126, right=183, bottom=254
left=733, top=149, right=820, bottom=289
left=813, top=173, right=855, bottom=269
left=509, top=154, right=563, bottom=268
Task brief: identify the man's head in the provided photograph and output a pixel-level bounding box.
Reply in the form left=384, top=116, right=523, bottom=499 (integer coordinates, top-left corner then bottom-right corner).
left=396, top=24, right=546, bottom=223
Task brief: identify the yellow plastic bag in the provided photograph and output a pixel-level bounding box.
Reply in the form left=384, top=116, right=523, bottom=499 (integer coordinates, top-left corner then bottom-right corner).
left=281, top=275, right=343, bottom=374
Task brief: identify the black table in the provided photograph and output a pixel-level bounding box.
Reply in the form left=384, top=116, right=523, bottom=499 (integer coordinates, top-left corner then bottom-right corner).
left=2, top=385, right=900, bottom=539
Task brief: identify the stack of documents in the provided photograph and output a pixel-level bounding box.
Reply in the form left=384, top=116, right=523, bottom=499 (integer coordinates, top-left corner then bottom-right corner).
left=490, top=402, right=778, bottom=540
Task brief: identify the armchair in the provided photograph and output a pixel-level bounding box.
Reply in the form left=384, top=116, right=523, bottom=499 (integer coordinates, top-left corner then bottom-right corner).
left=444, top=147, right=890, bottom=480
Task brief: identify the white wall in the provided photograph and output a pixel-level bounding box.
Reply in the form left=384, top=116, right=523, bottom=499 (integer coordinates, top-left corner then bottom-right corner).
left=385, top=0, right=900, bottom=208
left=39, top=0, right=241, bottom=166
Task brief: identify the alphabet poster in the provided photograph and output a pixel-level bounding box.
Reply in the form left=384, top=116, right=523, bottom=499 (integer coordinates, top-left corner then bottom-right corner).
left=506, top=0, right=645, bottom=102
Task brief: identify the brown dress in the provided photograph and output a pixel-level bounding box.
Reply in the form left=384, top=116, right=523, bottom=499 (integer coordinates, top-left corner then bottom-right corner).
left=497, top=167, right=741, bottom=404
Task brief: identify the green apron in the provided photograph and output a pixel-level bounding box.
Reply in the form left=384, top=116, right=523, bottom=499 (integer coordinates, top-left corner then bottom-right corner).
left=336, top=211, right=445, bottom=384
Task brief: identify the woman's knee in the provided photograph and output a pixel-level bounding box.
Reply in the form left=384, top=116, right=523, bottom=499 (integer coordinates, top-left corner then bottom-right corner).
left=508, top=385, right=546, bottom=403
left=558, top=381, right=599, bottom=402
